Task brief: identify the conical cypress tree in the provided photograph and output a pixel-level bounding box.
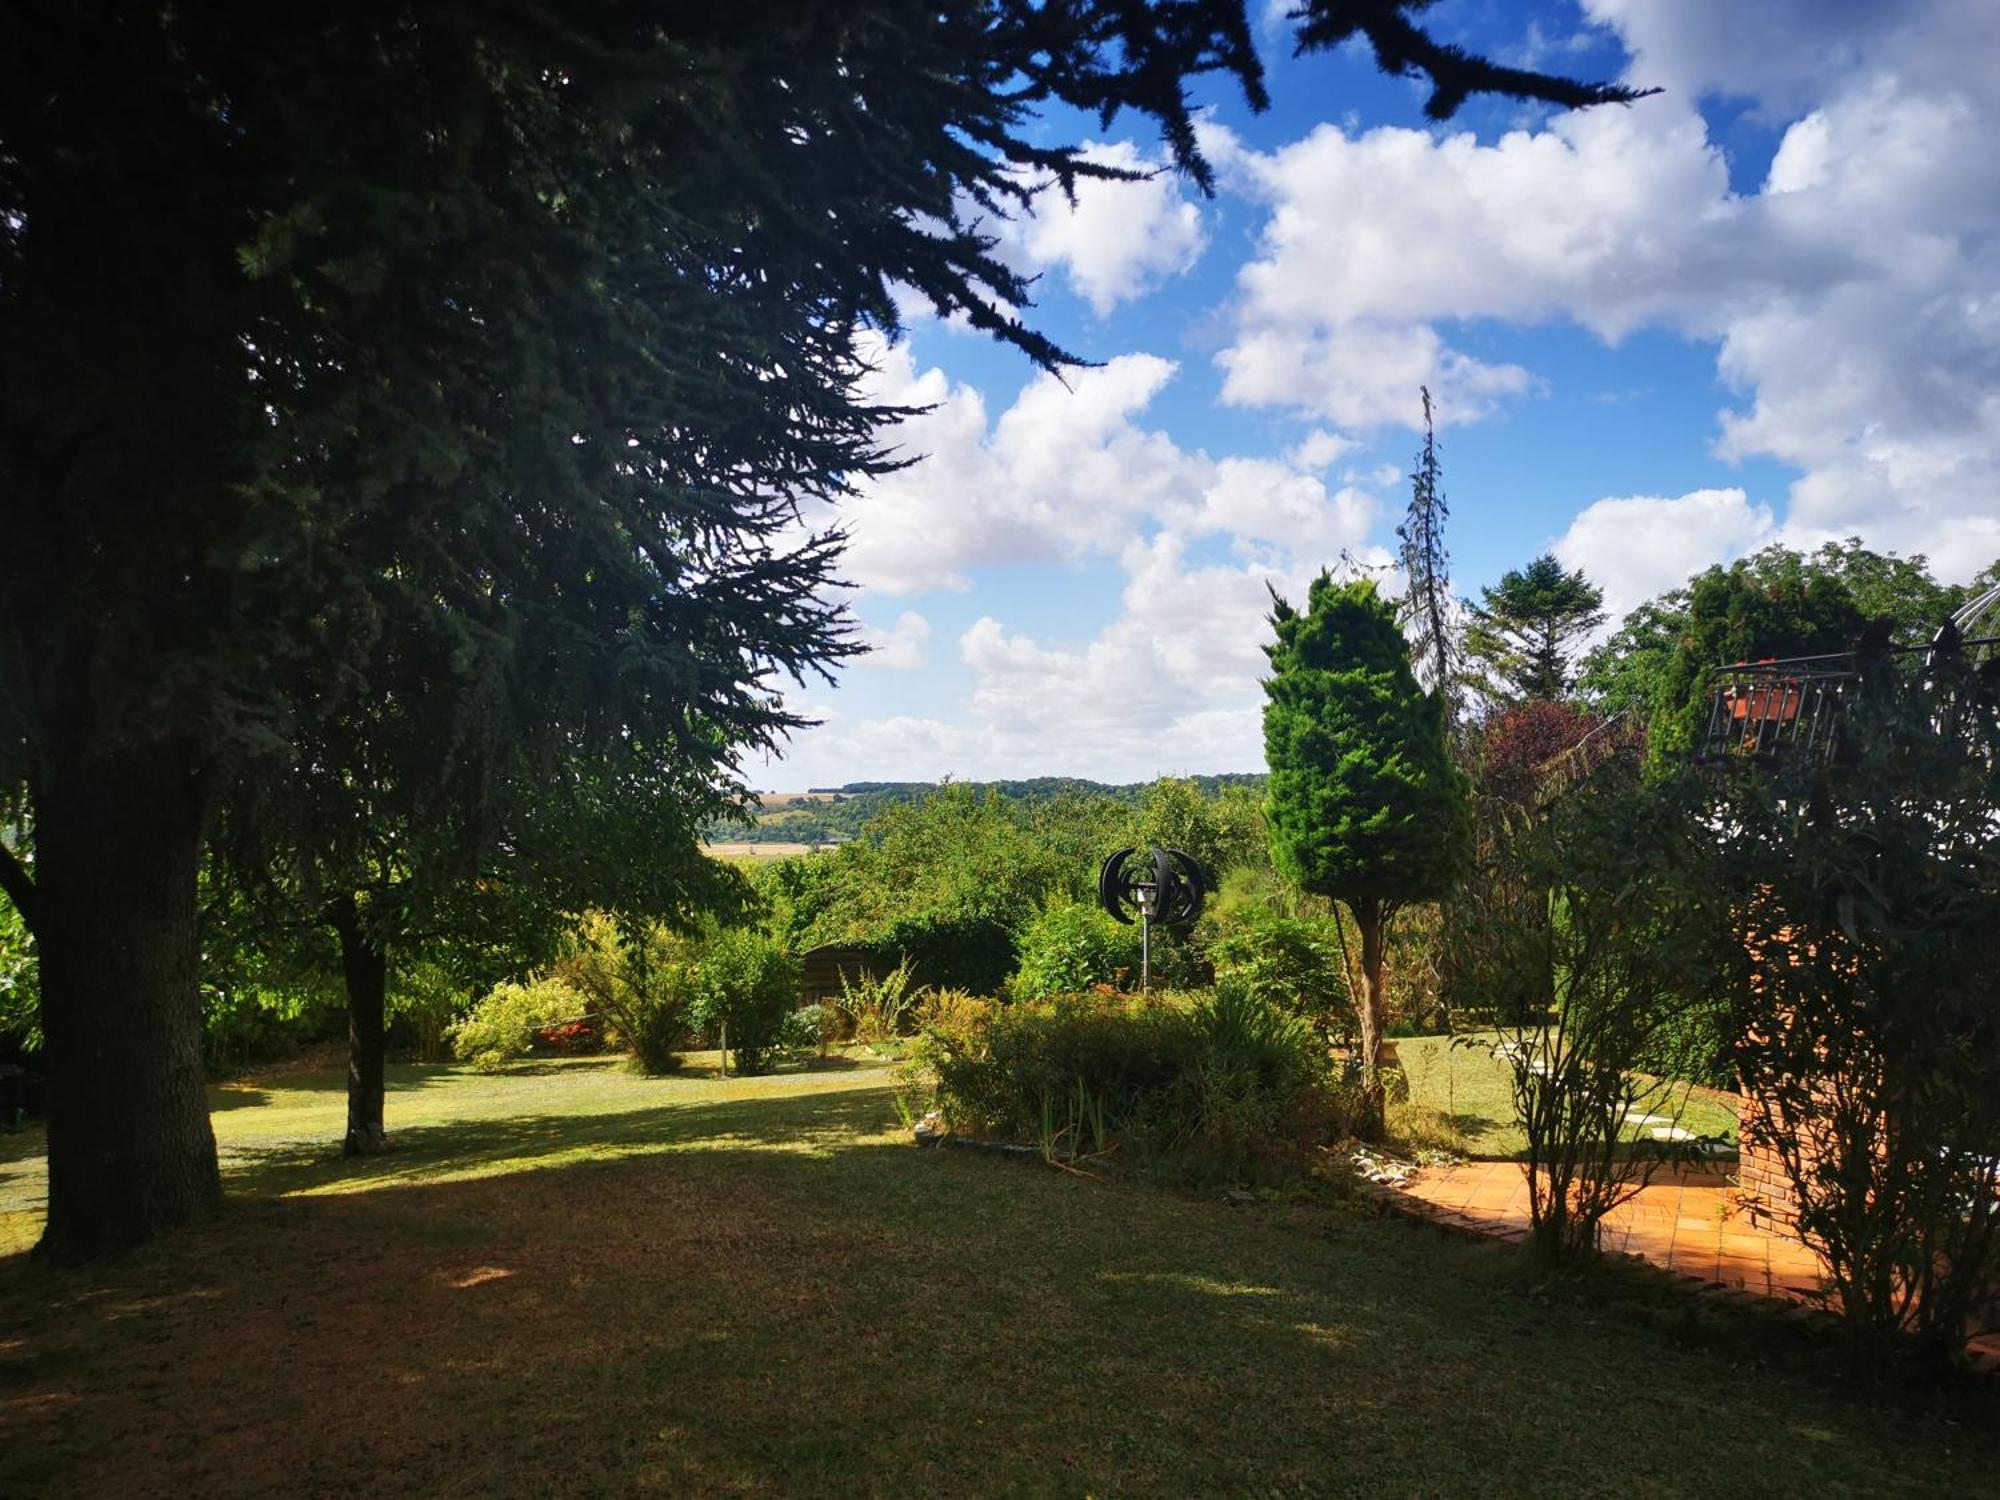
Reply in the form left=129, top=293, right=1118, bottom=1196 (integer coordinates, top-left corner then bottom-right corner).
left=1263, top=575, right=1470, bottom=1133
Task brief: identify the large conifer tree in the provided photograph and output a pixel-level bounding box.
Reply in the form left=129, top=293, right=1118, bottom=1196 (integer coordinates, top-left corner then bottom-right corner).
left=1465, top=554, right=1607, bottom=703
left=0, top=2, right=1647, bottom=1254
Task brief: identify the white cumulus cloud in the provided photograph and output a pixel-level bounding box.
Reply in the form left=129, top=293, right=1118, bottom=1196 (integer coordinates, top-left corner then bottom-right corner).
left=836, top=335, right=1387, bottom=596
left=858, top=611, right=934, bottom=670
left=1000, top=140, right=1208, bottom=316
left=1216, top=0, right=2000, bottom=582
left=1554, top=487, right=1777, bottom=622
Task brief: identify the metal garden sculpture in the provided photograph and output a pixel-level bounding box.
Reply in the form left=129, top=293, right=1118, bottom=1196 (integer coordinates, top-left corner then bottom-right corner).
left=1097, top=845, right=1208, bottom=992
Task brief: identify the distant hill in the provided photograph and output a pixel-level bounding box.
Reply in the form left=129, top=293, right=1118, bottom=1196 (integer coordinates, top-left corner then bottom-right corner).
left=713, top=773, right=1267, bottom=845
left=808, top=774, right=1265, bottom=799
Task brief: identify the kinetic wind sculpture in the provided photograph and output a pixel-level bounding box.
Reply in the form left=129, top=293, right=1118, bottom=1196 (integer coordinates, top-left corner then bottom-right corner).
left=1097, top=845, right=1208, bottom=992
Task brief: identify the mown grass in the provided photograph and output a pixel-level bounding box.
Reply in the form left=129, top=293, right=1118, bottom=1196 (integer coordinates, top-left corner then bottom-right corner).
left=1, top=1055, right=1992, bottom=1497
left=1389, top=1033, right=1740, bottom=1160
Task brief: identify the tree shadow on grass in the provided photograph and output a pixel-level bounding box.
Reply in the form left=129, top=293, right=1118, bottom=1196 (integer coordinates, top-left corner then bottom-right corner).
left=0, top=1082, right=1990, bottom=1500
left=206, top=1087, right=270, bottom=1112
left=220, top=1061, right=481, bottom=1096
left=474, top=1056, right=630, bottom=1078
left=220, top=1081, right=902, bottom=1201
left=0, top=1126, right=47, bottom=1166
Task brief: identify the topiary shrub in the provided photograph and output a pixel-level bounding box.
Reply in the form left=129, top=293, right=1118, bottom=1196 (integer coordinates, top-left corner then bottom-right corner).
left=449, top=976, right=588, bottom=1072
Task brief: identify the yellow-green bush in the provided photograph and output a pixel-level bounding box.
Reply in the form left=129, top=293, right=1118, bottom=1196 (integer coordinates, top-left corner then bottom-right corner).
left=448, top=976, right=587, bottom=1071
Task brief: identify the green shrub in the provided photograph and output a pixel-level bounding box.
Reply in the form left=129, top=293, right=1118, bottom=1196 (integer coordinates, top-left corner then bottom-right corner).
left=1011, top=898, right=1198, bottom=999
left=0, top=897, right=40, bottom=1058
left=1639, top=991, right=1734, bottom=1089
left=902, top=983, right=1347, bottom=1172
left=449, top=975, right=586, bottom=1071
left=778, top=1003, right=829, bottom=1060
left=552, top=911, right=704, bottom=1074
left=873, top=909, right=1017, bottom=996
left=389, top=957, right=472, bottom=1064
left=835, top=956, right=920, bottom=1047
left=201, top=984, right=344, bottom=1074
left=692, top=929, right=801, bottom=1075
left=1011, top=901, right=1141, bottom=998
left=1170, top=978, right=1322, bottom=1148
left=1205, top=905, right=1352, bottom=1038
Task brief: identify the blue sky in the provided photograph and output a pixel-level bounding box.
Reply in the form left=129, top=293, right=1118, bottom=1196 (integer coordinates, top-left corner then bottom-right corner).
left=762, top=0, right=2000, bottom=790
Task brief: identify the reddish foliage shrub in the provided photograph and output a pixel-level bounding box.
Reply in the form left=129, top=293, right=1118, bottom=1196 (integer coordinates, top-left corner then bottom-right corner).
left=533, top=1019, right=599, bottom=1055
left=1474, top=700, right=1600, bottom=805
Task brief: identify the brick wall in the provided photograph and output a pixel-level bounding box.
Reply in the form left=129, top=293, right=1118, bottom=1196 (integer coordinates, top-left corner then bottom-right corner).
left=1737, top=1093, right=1804, bottom=1231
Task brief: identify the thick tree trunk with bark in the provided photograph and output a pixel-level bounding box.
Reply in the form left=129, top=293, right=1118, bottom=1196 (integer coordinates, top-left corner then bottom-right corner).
left=33, top=735, right=220, bottom=1259
left=331, top=897, right=390, bottom=1157
left=1354, top=899, right=1389, bottom=1140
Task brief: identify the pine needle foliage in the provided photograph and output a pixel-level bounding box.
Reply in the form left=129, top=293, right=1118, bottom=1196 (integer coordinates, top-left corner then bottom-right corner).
left=1464, top=553, right=1607, bottom=704
left=0, top=0, right=1651, bottom=1253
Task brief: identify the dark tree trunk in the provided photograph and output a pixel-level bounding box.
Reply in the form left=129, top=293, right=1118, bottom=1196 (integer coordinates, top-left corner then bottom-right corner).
left=330, top=897, right=390, bottom=1157
left=33, top=735, right=220, bottom=1259
left=1355, top=898, right=1388, bottom=1141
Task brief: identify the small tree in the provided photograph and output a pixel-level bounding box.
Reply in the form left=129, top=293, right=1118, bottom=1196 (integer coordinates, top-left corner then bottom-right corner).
left=1472, top=700, right=1602, bottom=808
left=1451, top=760, right=1721, bottom=1262
left=1262, top=575, right=1469, bottom=1132
left=550, top=911, right=708, bottom=1076
left=690, top=930, right=802, bottom=1076
left=1465, top=554, right=1606, bottom=704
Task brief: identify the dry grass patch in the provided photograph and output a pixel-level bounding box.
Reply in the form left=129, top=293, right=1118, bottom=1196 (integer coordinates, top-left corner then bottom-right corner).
left=0, top=1057, right=1993, bottom=1497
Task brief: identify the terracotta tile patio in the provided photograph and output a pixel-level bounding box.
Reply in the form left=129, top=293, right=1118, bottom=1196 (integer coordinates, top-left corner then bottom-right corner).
left=1390, top=1160, right=1822, bottom=1299
left=1383, top=1159, right=2000, bottom=1367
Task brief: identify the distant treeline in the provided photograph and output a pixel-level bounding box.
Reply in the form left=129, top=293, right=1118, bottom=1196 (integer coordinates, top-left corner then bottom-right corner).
left=715, top=774, right=1268, bottom=844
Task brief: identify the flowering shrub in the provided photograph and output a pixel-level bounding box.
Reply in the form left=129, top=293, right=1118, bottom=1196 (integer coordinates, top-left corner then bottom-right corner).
left=533, top=1019, right=599, bottom=1055
left=778, top=1003, right=830, bottom=1060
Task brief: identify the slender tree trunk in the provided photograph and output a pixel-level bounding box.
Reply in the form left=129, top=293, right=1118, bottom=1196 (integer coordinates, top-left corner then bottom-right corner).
left=33, top=735, right=220, bottom=1259
left=330, top=896, right=390, bottom=1157
left=1356, top=898, right=1388, bottom=1140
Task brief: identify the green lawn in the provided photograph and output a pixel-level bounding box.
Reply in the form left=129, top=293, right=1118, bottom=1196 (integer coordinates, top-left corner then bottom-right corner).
left=1389, top=1032, right=1741, bottom=1160
left=1, top=1055, right=1991, bottom=1497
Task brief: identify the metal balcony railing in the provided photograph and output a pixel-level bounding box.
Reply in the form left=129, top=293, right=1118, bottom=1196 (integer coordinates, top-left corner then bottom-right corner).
left=1701, top=652, right=1858, bottom=762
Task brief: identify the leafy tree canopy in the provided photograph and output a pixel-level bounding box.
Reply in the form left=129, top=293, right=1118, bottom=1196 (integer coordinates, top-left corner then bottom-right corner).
left=1580, top=539, right=2000, bottom=723
left=0, top=0, right=1653, bottom=1253
left=1471, top=699, right=1603, bottom=808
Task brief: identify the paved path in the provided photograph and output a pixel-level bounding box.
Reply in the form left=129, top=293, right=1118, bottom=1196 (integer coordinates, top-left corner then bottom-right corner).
left=1386, top=1159, right=2000, bottom=1366
left=1393, top=1160, right=1818, bottom=1296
